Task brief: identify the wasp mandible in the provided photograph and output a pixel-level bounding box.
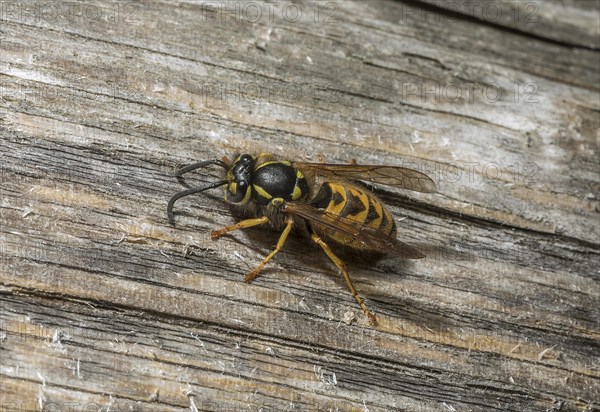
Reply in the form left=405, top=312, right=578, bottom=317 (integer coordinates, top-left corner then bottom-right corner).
left=167, top=153, right=437, bottom=325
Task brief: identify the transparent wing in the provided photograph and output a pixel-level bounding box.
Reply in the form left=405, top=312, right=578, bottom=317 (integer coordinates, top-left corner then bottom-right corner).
left=294, top=163, right=437, bottom=193
left=282, top=202, right=425, bottom=259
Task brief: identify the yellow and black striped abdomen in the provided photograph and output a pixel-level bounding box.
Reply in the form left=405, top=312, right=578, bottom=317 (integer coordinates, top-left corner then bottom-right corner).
left=310, top=182, right=396, bottom=250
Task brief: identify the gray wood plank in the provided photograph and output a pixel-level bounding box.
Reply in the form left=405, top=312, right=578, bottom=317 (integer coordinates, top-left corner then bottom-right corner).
left=1, top=1, right=598, bottom=411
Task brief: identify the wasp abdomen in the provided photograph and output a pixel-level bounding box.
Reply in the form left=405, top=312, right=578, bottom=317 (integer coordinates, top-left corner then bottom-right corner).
left=310, top=182, right=397, bottom=249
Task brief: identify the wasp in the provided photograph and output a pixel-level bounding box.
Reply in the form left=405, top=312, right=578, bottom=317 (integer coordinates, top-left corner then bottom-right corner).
left=167, top=153, right=436, bottom=325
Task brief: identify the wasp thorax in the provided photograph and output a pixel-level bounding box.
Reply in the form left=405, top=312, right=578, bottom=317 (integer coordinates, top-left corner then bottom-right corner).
left=226, top=154, right=254, bottom=204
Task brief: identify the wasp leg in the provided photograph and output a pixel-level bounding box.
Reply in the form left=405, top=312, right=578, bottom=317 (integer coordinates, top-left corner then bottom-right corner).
left=244, top=218, right=294, bottom=282
left=310, top=232, right=377, bottom=325
left=211, top=216, right=270, bottom=240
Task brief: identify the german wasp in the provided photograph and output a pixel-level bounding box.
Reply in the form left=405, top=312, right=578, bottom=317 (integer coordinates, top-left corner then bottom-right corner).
left=167, top=153, right=437, bottom=325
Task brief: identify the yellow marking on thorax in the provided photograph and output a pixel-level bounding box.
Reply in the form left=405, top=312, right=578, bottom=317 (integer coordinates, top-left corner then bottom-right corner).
left=253, top=184, right=272, bottom=200
left=291, top=185, right=303, bottom=200
left=292, top=169, right=306, bottom=200
left=255, top=160, right=291, bottom=169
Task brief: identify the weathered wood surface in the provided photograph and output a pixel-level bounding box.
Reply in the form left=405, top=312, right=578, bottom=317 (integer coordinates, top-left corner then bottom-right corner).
left=1, top=1, right=598, bottom=411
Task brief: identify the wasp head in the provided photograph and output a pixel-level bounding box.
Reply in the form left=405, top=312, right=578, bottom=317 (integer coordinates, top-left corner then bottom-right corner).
left=226, top=154, right=255, bottom=204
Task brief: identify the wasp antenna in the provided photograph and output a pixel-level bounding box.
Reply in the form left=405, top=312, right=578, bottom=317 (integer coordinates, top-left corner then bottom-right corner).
left=167, top=180, right=228, bottom=225
left=175, top=159, right=229, bottom=189
left=175, top=159, right=229, bottom=177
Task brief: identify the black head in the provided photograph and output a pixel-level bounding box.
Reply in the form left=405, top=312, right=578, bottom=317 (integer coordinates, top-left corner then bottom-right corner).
left=225, top=154, right=255, bottom=204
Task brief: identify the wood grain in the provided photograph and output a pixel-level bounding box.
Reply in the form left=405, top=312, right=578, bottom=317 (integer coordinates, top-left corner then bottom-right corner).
left=1, top=1, right=598, bottom=411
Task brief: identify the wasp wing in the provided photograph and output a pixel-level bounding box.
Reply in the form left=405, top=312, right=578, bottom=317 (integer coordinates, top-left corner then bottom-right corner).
left=293, top=163, right=437, bottom=193
left=282, top=202, right=425, bottom=259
